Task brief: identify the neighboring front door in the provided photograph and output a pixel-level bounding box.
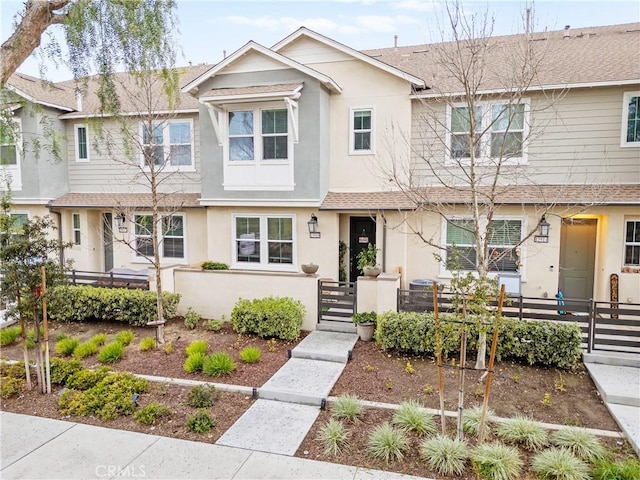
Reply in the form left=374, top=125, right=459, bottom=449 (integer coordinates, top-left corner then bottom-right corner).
left=559, top=218, right=597, bottom=299
left=349, top=216, right=376, bottom=282
left=103, top=213, right=113, bottom=272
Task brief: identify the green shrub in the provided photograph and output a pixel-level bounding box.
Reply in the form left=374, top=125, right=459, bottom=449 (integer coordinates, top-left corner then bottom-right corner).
left=98, top=342, right=125, bottom=364
left=0, top=361, right=27, bottom=379
left=592, top=458, right=640, bottom=480
left=204, top=319, right=224, bottom=332
left=239, top=346, right=261, bottom=364
left=58, top=371, right=148, bottom=420
left=139, top=337, right=156, bottom=351
left=201, top=261, right=229, bottom=270
left=55, top=337, right=80, bottom=356
left=184, top=307, right=201, bottom=330
left=49, top=357, right=84, bottom=385
left=496, top=415, right=548, bottom=451
left=186, top=384, right=217, bottom=408
left=115, top=330, right=134, bottom=346
left=0, top=376, right=25, bottom=398
left=185, top=340, right=208, bottom=356
left=186, top=410, right=216, bottom=433
left=551, top=427, right=605, bottom=462
left=48, top=285, right=180, bottom=327
left=463, top=406, right=496, bottom=437
left=392, top=400, right=436, bottom=435
left=471, top=442, right=523, bottom=480
left=55, top=332, right=68, bottom=341
left=230, top=296, right=304, bottom=341
left=0, top=326, right=21, bottom=346
left=163, top=343, right=174, bottom=354
left=89, top=333, right=107, bottom=347
left=183, top=353, right=205, bottom=373
left=331, top=394, right=364, bottom=422
left=66, top=367, right=112, bottom=390
left=202, top=352, right=236, bottom=377
left=531, top=448, right=590, bottom=480
left=134, top=402, right=172, bottom=426
left=317, top=419, right=349, bottom=456
left=367, top=423, right=410, bottom=463
left=73, top=341, right=99, bottom=359
left=420, top=434, right=469, bottom=477
left=375, top=311, right=583, bottom=369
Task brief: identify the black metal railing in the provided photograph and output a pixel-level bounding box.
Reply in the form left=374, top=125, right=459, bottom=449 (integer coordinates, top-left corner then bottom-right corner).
left=66, top=270, right=149, bottom=290
left=318, top=280, right=356, bottom=323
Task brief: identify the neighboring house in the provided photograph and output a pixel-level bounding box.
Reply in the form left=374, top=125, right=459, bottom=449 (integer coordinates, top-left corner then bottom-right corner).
left=1, top=23, right=639, bottom=312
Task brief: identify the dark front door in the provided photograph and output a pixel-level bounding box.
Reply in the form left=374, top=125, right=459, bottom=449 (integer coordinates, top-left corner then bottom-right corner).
left=349, top=216, right=376, bottom=282
left=103, top=213, right=113, bottom=272
left=559, top=218, right=597, bottom=299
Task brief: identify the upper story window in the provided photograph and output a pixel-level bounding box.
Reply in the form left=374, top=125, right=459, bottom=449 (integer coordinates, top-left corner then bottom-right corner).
left=234, top=215, right=294, bottom=269
left=624, top=220, right=640, bottom=266
left=350, top=108, right=374, bottom=154
left=621, top=92, right=640, bottom=147
left=133, top=213, right=185, bottom=261
left=74, top=124, right=89, bottom=162
left=0, top=119, right=22, bottom=190
left=445, top=218, right=523, bottom=272
left=228, top=109, right=288, bottom=162
left=141, top=119, right=194, bottom=170
left=448, top=101, right=528, bottom=164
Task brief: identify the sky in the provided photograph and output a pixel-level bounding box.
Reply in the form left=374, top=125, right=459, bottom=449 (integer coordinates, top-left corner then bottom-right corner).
left=1, top=0, right=639, bottom=82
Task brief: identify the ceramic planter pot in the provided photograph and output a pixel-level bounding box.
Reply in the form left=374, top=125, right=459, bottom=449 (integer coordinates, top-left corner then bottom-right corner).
left=363, top=266, right=381, bottom=277
left=301, top=264, right=319, bottom=274
left=356, top=322, right=375, bottom=341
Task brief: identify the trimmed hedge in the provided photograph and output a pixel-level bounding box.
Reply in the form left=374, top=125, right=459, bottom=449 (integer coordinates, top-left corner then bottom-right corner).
left=47, top=285, right=180, bottom=326
left=230, top=296, right=304, bottom=340
left=375, top=311, right=582, bottom=370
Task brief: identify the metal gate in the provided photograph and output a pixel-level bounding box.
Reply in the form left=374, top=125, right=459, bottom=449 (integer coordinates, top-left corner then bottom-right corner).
left=318, top=280, right=356, bottom=323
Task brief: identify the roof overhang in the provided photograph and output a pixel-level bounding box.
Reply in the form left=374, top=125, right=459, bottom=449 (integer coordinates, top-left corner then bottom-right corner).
left=199, top=83, right=304, bottom=104
left=48, top=193, right=202, bottom=209
left=4, top=84, right=74, bottom=112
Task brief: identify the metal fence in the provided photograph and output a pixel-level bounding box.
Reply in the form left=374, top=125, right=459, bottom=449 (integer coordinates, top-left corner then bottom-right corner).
left=66, top=270, right=149, bottom=290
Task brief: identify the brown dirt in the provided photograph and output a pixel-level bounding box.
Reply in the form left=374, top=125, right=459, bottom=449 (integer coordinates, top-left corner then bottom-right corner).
left=1, top=320, right=635, bottom=479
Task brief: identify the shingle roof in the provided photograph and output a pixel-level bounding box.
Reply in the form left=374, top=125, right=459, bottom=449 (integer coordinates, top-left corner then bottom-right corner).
left=48, top=193, right=201, bottom=209
left=363, top=23, right=640, bottom=93
left=320, top=185, right=640, bottom=210
left=5, top=72, right=76, bottom=110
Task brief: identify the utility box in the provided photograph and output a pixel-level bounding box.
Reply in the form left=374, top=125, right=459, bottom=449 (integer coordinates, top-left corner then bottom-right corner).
left=496, top=273, right=521, bottom=296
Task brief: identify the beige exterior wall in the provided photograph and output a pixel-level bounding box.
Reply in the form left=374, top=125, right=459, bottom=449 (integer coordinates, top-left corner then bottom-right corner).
left=173, top=269, right=319, bottom=331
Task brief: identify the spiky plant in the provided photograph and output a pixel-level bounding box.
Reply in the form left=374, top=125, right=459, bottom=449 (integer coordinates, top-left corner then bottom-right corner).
left=202, top=352, right=236, bottom=377
left=183, top=353, right=205, bottom=373
left=239, top=346, right=261, bottom=364
left=73, top=341, right=98, bottom=359
left=471, top=442, right=523, bottom=480
left=0, top=326, right=21, bottom=346
left=139, top=337, right=156, bottom=351
left=463, top=405, right=496, bottom=437
left=317, top=419, right=349, bottom=456
left=55, top=337, right=80, bottom=356
left=419, top=434, right=469, bottom=476
left=531, top=448, right=590, bottom=480
left=185, top=340, right=208, bottom=357
left=551, top=427, right=606, bottom=462
left=331, top=394, right=364, bottom=422
left=97, top=342, right=125, bottom=364
left=367, top=423, right=410, bottom=463
left=392, top=399, right=436, bottom=435
left=114, top=330, right=134, bottom=346
left=496, top=415, right=548, bottom=451
left=592, top=457, right=640, bottom=480
left=89, top=333, right=107, bottom=347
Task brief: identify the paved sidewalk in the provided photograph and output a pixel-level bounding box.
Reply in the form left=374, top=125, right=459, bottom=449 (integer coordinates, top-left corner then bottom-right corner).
left=0, top=412, right=431, bottom=480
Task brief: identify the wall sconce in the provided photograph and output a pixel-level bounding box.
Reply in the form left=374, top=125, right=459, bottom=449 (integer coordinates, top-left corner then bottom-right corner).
left=308, top=213, right=320, bottom=238
left=115, top=213, right=127, bottom=233
left=534, top=215, right=550, bottom=243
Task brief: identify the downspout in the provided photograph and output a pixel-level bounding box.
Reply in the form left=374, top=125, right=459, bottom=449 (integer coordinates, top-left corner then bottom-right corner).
left=380, top=210, right=387, bottom=273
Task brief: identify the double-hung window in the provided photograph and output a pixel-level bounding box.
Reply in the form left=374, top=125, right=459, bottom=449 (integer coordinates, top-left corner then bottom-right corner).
left=621, top=92, right=640, bottom=147
left=228, top=109, right=288, bottom=161
left=141, top=120, right=193, bottom=169
left=234, top=215, right=294, bottom=268
left=445, top=218, right=522, bottom=272
left=624, top=220, right=640, bottom=266
left=448, top=101, right=528, bottom=163
left=0, top=120, right=21, bottom=189
left=72, top=213, right=81, bottom=245
left=133, top=213, right=185, bottom=260
left=350, top=108, right=374, bottom=154
left=74, top=124, right=89, bottom=162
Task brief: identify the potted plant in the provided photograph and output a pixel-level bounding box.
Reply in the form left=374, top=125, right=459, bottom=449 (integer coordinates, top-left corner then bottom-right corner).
left=357, top=243, right=381, bottom=277
left=352, top=311, right=377, bottom=341
left=301, top=262, right=319, bottom=274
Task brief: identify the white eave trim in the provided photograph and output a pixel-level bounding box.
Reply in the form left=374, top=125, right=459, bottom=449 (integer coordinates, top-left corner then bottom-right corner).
left=58, top=108, right=200, bottom=119
left=200, top=198, right=322, bottom=207
left=5, top=84, right=74, bottom=112
left=12, top=197, right=55, bottom=205
left=181, top=41, right=342, bottom=95
left=412, top=79, right=640, bottom=99
left=200, top=85, right=303, bottom=104
left=272, top=27, right=426, bottom=89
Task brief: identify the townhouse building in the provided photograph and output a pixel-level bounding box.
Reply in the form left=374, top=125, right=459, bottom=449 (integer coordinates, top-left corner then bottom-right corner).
left=2, top=23, right=639, bottom=323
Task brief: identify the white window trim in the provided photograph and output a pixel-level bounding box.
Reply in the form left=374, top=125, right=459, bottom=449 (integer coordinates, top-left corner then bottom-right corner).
left=623, top=218, right=640, bottom=267
left=445, top=99, right=529, bottom=166
left=130, top=212, right=188, bottom=264
left=439, top=215, right=527, bottom=278
left=139, top=118, right=195, bottom=172
left=1, top=118, right=22, bottom=191
left=231, top=214, right=297, bottom=272
left=72, top=212, right=81, bottom=246
left=349, top=107, right=375, bottom=155
left=8, top=211, right=28, bottom=235
left=74, top=124, right=90, bottom=162
left=621, top=91, right=640, bottom=148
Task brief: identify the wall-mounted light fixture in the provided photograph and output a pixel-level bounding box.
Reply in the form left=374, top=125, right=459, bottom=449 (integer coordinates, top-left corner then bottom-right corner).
left=115, top=213, right=127, bottom=233
left=308, top=213, right=320, bottom=238
left=534, top=214, right=550, bottom=243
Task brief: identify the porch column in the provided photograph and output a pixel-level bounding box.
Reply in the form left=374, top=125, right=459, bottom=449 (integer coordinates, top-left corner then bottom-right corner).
left=357, top=273, right=400, bottom=314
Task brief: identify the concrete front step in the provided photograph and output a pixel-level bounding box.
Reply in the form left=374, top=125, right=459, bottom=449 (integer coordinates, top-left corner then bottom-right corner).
left=216, top=399, right=320, bottom=455
left=584, top=363, right=640, bottom=407
left=316, top=320, right=356, bottom=334
left=606, top=403, right=640, bottom=457
left=583, top=351, right=640, bottom=368
left=292, top=330, right=358, bottom=363
left=259, top=358, right=346, bottom=406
